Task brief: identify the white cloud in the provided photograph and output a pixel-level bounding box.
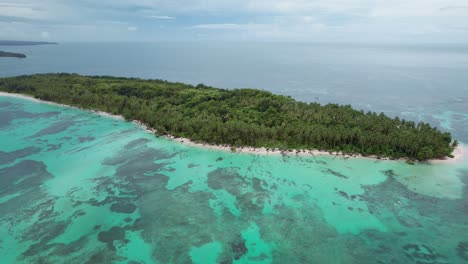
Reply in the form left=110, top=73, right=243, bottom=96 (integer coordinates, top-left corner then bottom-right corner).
left=147, top=15, right=175, bottom=20
left=0, top=2, right=48, bottom=20
left=41, top=31, right=49, bottom=38
left=192, top=23, right=266, bottom=30
left=1, top=0, right=468, bottom=42
left=0, top=1, right=81, bottom=22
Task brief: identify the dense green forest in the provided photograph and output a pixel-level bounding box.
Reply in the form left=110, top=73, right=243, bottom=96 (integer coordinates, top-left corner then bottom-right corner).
left=0, top=74, right=456, bottom=160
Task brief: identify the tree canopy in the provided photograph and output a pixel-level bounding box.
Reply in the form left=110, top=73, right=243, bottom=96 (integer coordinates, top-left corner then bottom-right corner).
left=0, top=73, right=456, bottom=160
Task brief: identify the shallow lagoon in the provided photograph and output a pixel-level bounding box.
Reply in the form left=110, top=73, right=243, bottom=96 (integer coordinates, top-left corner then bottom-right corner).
left=0, top=95, right=468, bottom=263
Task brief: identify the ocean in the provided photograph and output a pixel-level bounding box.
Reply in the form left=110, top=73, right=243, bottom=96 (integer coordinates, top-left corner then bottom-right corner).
left=1, top=42, right=468, bottom=263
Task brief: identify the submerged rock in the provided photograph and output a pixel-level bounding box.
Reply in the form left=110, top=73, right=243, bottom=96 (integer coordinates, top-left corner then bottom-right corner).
left=98, top=226, right=127, bottom=250
left=457, top=242, right=468, bottom=261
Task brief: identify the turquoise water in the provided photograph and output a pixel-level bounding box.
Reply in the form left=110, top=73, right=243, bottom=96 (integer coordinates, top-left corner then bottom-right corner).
left=1, top=95, right=468, bottom=263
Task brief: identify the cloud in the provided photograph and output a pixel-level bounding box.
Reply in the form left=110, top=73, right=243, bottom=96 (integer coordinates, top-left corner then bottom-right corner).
left=147, top=15, right=175, bottom=20
left=0, top=2, right=48, bottom=20
left=0, top=1, right=82, bottom=22
left=1, top=0, right=468, bottom=42
left=41, top=31, right=49, bottom=38
left=439, top=5, right=468, bottom=12
left=192, top=23, right=266, bottom=30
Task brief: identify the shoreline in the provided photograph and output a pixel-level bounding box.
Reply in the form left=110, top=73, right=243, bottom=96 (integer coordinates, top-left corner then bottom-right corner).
left=1, top=91, right=464, bottom=164
left=0, top=91, right=124, bottom=120
left=166, top=133, right=466, bottom=165
left=429, top=143, right=466, bottom=165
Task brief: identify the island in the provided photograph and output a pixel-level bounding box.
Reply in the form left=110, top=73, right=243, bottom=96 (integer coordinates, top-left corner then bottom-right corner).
left=0, top=51, right=26, bottom=58
left=0, top=74, right=457, bottom=161
left=0, top=40, right=57, bottom=46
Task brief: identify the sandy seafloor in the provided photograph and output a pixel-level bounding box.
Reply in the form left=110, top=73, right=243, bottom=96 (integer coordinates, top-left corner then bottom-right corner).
left=1, top=95, right=468, bottom=264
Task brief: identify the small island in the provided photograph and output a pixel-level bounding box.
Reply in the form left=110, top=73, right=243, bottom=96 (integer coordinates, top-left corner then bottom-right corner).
left=0, top=40, right=57, bottom=46
left=0, top=40, right=58, bottom=58
left=0, top=74, right=457, bottom=161
left=0, top=51, right=26, bottom=58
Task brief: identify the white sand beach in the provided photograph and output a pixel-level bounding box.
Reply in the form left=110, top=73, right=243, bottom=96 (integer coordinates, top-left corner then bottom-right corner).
left=429, top=144, right=466, bottom=165
left=0, top=91, right=124, bottom=120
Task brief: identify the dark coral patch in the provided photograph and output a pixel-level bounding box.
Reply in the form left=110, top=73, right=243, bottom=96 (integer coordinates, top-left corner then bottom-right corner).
left=336, top=190, right=349, bottom=200
left=110, top=201, right=137, bottom=214
left=29, top=120, right=75, bottom=138
left=0, top=101, right=12, bottom=108
left=402, top=244, right=445, bottom=263
left=124, top=138, right=150, bottom=149
left=207, top=168, right=249, bottom=197
left=0, top=146, right=41, bottom=165
left=78, top=136, right=96, bottom=143
left=235, top=192, right=266, bottom=212
left=21, top=220, right=68, bottom=244
left=252, top=178, right=267, bottom=192
left=98, top=226, right=127, bottom=250
left=383, top=170, right=397, bottom=177
left=0, top=110, right=39, bottom=129
left=21, top=220, right=70, bottom=257
left=103, top=147, right=173, bottom=167
left=249, top=253, right=269, bottom=261
left=50, top=236, right=88, bottom=256
left=231, top=235, right=248, bottom=260
left=0, top=160, right=52, bottom=197
left=323, top=168, right=348, bottom=179
left=46, top=143, right=62, bottom=152
left=103, top=149, right=172, bottom=180
left=85, top=251, right=112, bottom=264
left=457, top=242, right=468, bottom=261
left=128, top=178, right=216, bottom=263
left=214, top=232, right=251, bottom=263
left=72, top=209, right=86, bottom=218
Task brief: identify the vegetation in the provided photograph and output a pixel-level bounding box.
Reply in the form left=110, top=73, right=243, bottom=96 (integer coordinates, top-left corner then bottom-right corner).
left=0, top=73, right=456, bottom=160
left=0, top=51, right=26, bottom=58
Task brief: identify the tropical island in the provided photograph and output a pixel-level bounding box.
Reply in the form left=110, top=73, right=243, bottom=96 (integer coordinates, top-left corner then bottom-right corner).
left=0, top=51, right=26, bottom=58
left=0, top=74, right=457, bottom=161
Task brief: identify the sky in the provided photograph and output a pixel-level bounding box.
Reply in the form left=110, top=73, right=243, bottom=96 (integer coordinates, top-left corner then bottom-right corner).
left=1, top=0, right=468, bottom=42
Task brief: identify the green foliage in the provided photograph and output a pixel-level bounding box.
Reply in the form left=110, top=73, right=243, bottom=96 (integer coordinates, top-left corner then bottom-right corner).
left=0, top=73, right=455, bottom=160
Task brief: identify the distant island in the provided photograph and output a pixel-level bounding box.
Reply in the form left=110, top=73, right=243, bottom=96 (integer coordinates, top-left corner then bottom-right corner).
left=0, top=74, right=457, bottom=161
left=0, top=40, right=57, bottom=46
left=0, top=40, right=57, bottom=58
left=0, top=51, right=26, bottom=58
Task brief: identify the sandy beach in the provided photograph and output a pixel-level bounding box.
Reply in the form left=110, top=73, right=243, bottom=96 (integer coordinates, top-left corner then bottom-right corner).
left=167, top=134, right=466, bottom=164
left=1, top=91, right=464, bottom=164
left=429, top=144, right=466, bottom=165
left=0, top=91, right=124, bottom=120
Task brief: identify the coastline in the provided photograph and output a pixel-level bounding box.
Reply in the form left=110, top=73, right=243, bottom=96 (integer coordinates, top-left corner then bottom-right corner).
left=0, top=91, right=464, bottom=164
left=429, top=144, right=466, bottom=165
left=0, top=91, right=124, bottom=120
left=166, top=134, right=466, bottom=165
